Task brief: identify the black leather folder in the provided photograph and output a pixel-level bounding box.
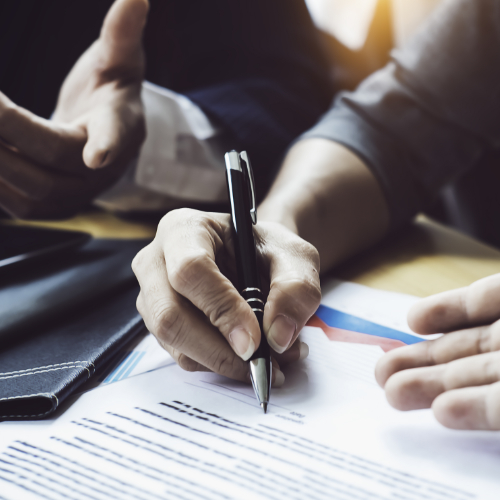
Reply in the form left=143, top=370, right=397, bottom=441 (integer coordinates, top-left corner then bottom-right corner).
left=0, top=238, right=149, bottom=420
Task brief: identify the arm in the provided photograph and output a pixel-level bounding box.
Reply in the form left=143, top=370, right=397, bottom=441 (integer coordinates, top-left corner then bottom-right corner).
left=263, top=0, right=500, bottom=270
left=144, top=0, right=332, bottom=199
left=96, top=0, right=334, bottom=212
left=291, top=0, right=500, bottom=232
left=132, top=0, right=500, bottom=396
left=259, top=138, right=389, bottom=272
left=0, top=0, right=146, bottom=219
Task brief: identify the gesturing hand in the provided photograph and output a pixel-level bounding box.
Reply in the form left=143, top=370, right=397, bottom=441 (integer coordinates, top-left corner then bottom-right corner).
left=132, top=209, right=321, bottom=385
left=376, top=273, right=500, bottom=430
left=0, top=0, right=147, bottom=219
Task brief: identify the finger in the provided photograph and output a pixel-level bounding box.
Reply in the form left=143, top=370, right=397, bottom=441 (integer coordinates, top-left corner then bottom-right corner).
left=83, top=95, right=144, bottom=169
left=132, top=243, right=250, bottom=381
left=159, top=210, right=261, bottom=361
left=0, top=92, right=86, bottom=169
left=100, top=0, right=148, bottom=69
left=375, top=319, right=500, bottom=387
left=384, top=351, right=500, bottom=411
left=408, top=273, right=500, bottom=334
left=432, top=382, right=500, bottom=430
left=0, top=144, right=55, bottom=200
left=165, top=346, right=210, bottom=373
left=137, top=292, right=210, bottom=373
left=141, top=286, right=287, bottom=387
left=258, top=224, right=321, bottom=354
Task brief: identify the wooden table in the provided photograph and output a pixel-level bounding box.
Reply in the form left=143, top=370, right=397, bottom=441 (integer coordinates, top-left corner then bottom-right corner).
left=336, top=215, right=500, bottom=297
left=9, top=211, right=500, bottom=298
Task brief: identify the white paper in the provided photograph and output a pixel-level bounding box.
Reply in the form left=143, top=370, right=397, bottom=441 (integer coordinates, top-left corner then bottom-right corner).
left=1, top=281, right=499, bottom=499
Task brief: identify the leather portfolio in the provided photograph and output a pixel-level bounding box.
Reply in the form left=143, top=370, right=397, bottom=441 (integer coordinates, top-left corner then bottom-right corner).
left=0, top=238, right=149, bottom=421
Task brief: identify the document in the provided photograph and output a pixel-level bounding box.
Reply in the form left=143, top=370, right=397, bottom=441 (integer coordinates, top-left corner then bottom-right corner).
left=1, top=281, right=499, bottom=500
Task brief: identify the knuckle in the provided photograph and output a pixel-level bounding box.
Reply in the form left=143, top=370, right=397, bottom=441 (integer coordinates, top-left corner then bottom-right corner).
left=168, top=251, right=212, bottom=295
left=270, top=275, right=322, bottom=322
left=302, top=278, right=322, bottom=309
left=136, top=293, right=145, bottom=317
left=151, top=302, right=186, bottom=349
left=477, top=325, right=493, bottom=354
left=300, top=240, right=321, bottom=270
left=292, top=276, right=322, bottom=310
left=131, top=245, right=152, bottom=275
left=159, top=207, right=200, bottom=231
left=207, top=348, right=241, bottom=378
left=205, top=290, right=242, bottom=331
left=488, top=320, right=500, bottom=351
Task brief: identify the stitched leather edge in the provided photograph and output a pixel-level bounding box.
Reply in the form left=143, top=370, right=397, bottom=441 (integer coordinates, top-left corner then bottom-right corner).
left=0, top=361, right=88, bottom=376
left=0, top=365, right=86, bottom=381
left=0, top=362, right=96, bottom=380
left=0, top=393, right=58, bottom=419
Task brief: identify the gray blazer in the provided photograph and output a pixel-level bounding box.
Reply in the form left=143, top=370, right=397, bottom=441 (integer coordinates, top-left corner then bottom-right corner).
left=301, top=0, right=500, bottom=246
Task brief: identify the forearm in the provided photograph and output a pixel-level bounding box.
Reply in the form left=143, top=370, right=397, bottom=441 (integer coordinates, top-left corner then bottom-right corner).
left=258, top=138, right=390, bottom=272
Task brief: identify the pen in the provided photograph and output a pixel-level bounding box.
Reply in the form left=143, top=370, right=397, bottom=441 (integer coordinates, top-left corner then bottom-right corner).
left=224, top=150, right=272, bottom=413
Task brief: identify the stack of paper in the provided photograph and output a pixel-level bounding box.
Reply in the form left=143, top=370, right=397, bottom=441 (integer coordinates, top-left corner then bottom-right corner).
left=1, top=281, right=498, bottom=499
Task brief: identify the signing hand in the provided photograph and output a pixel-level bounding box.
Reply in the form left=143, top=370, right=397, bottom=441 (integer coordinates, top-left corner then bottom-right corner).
left=132, top=209, right=321, bottom=385
left=376, top=273, right=500, bottom=430
left=0, top=0, right=147, bottom=219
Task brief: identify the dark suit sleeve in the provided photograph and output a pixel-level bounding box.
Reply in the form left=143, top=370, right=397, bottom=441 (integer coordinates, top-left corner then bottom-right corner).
left=0, top=0, right=332, bottom=200
left=144, top=0, right=332, bottom=198
left=300, top=0, right=500, bottom=229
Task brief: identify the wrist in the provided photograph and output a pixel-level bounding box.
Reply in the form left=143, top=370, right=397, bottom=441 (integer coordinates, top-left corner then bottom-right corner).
left=258, top=197, right=300, bottom=236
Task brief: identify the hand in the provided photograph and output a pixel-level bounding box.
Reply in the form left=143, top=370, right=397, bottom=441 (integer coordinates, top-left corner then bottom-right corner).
left=132, top=209, right=321, bottom=384
left=376, top=273, right=500, bottom=430
left=0, top=0, right=147, bottom=219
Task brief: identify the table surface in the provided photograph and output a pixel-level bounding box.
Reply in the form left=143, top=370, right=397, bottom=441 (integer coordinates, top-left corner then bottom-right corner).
left=7, top=211, right=500, bottom=298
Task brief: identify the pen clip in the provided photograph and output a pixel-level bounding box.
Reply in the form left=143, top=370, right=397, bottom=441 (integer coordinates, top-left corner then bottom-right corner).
left=239, top=151, right=257, bottom=225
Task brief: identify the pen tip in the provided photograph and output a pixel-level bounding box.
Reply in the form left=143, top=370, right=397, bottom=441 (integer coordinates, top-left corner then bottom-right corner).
left=261, top=403, right=267, bottom=414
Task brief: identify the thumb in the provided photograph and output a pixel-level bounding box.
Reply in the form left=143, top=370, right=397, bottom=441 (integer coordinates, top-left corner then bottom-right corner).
left=260, top=224, right=322, bottom=354
left=100, top=0, right=149, bottom=67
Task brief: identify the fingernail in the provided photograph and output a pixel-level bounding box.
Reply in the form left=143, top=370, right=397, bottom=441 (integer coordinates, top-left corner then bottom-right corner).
left=298, top=342, right=309, bottom=361
left=229, top=328, right=255, bottom=361
left=268, top=315, right=296, bottom=354
left=273, top=369, right=285, bottom=388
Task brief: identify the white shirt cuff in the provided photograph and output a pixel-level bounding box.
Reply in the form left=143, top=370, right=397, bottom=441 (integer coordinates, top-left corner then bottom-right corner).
left=96, top=81, right=227, bottom=212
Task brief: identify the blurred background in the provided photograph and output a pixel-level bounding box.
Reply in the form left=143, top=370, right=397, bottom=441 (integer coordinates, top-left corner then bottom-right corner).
left=305, top=0, right=443, bottom=89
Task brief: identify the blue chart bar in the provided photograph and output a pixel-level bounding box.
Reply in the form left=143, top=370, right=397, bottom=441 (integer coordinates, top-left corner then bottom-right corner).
left=121, top=352, right=146, bottom=380
left=315, top=305, right=424, bottom=345
left=103, top=351, right=146, bottom=384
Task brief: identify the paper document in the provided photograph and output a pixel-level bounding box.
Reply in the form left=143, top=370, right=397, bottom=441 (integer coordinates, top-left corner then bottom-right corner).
left=1, top=280, right=499, bottom=499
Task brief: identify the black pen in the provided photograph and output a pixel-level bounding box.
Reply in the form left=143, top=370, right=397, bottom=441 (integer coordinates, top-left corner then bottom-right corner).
left=225, top=150, right=272, bottom=413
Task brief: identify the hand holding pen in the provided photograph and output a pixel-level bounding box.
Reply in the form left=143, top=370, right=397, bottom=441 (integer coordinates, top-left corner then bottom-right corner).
left=132, top=166, right=320, bottom=392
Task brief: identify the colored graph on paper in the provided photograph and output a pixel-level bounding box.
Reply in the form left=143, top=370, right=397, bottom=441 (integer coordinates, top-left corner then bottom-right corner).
left=308, top=304, right=424, bottom=352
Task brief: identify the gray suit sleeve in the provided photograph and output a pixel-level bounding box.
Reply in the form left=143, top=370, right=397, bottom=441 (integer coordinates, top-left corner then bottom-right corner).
left=301, top=0, right=500, bottom=229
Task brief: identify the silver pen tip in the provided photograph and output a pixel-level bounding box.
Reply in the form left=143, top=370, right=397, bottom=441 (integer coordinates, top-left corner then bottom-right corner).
left=261, top=402, right=268, bottom=414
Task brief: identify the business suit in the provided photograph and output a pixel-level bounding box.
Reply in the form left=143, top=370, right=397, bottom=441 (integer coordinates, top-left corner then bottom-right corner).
left=0, top=0, right=332, bottom=200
